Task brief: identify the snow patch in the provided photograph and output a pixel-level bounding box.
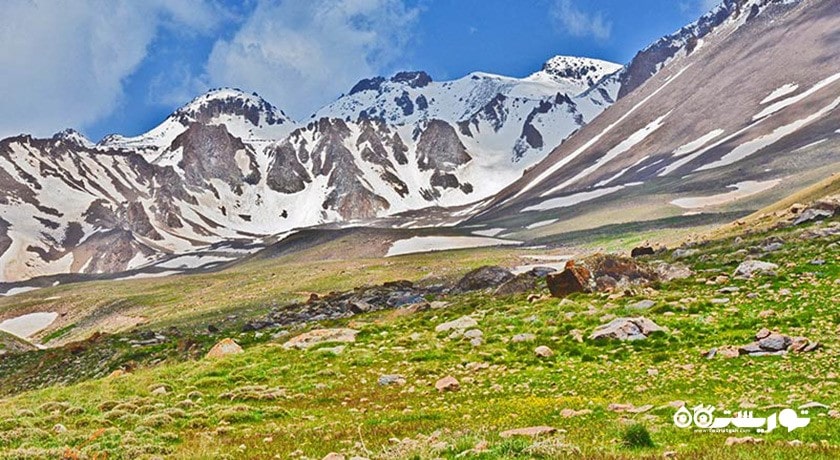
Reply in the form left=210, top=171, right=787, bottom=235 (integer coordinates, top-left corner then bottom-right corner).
left=760, top=83, right=799, bottom=104
left=0, top=312, right=58, bottom=338
left=524, top=184, right=632, bottom=212
left=672, top=129, right=725, bottom=157
left=386, top=236, right=519, bottom=257
left=670, top=179, right=780, bottom=209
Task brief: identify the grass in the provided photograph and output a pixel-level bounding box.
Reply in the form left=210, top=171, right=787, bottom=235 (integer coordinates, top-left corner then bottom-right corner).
left=0, top=217, right=837, bottom=459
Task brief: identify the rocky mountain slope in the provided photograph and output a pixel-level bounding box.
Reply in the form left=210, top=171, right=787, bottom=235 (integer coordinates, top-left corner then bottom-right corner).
left=0, top=55, right=620, bottom=284
left=469, top=0, right=839, bottom=239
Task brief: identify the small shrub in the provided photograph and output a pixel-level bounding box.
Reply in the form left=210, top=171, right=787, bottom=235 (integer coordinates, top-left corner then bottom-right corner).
left=621, top=423, right=654, bottom=449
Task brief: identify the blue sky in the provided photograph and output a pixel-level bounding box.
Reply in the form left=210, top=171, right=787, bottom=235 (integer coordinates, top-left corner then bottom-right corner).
left=0, top=0, right=717, bottom=141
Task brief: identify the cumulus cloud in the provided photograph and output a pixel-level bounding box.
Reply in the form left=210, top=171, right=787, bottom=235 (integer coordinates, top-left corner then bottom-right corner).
left=551, top=0, right=612, bottom=41
left=205, top=0, right=420, bottom=119
left=0, top=0, right=221, bottom=138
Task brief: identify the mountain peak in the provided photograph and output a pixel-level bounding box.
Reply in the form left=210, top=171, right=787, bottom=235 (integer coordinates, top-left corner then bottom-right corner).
left=526, top=55, right=622, bottom=93
left=175, top=88, right=292, bottom=127
left=52, top=128, right=94, bottom=148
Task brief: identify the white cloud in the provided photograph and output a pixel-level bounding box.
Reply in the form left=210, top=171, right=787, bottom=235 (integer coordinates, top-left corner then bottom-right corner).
left=0, top=0, right=221, bottom=139
left=551, top=0, right=612, bottom=41
left=205, top=0, right=419, bottom=119
left=700, top=0, right=722, bottom=12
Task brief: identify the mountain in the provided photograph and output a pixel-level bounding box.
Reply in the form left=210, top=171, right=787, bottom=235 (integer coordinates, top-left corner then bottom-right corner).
left=0, top=57, right=621, bottom=283
left=468, top=0, right=840, bottom=240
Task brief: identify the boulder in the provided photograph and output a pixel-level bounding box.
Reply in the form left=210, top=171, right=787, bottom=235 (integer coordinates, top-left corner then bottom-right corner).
left=205, top=338, right=244, bottom=358
left=493, top=267, right=551, bottom=296
left=546, top=261, right=591, bottom=297
left=435, top=376, right=460, bottom=392
left=590, top=317, right=665, bottom=341
left=512, top=333, right=536, bottom=343
left=582, top=253, right=655, bottom=282
left=628, top=300, right=655, bottom=310
left=534, top=345, right=554, bottom=357
left=283, top=328, right=358, bottom=350
left=435, top=316, right=478, bottom=332
left=733, top=260, right=778, bottom=278
left=630, top=246, right=655, bottom=258
left=456, top=266, right=514, bottom=292
left=792, top=208, right=833, bottom=225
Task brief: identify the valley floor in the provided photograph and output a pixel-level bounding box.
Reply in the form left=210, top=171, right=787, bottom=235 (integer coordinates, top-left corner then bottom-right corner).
left=0, top=216, right=838, bottom=459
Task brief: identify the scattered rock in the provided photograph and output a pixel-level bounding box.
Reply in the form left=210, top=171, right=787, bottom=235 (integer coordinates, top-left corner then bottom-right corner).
left=559, top=408, right=592, bottom=418
left=151, top=386, right=168, bottom=396
left=435, top=316, right=478, bottom=333
left=435, top=376, right=460, bottom=392
left=322, top=453, right=345, bottom=460
left=378, top=374, right=406, bottom=386
left=107, top=369, right=127, bottom=379
left=710, top=329, right=820, bottom=358
left=53, top=424, right=67, bottom=433
left=512, top=333, right=536, bottom=343
left=734, top=260, right=778, bottom=278
left=456, top=266, right=514, bottom=292
left=494, top=268, right=551, bottom=295
left=608, top=403, right=653, bottom=413
left=673, top=248, right=698, bottom=259
left=590, top=317, right=665, bottom=341
left=547, top=261, right=592, bottom=297
left=725, top=436, right=763, bottom=446
left=652, top=262, right=692, bottom=281
left=205, top=338, right=244, bottom=358
left=499, top=426, right=556, bottom=438
left=283, top=329, right=359, bottom=350
left=798, top=401, right=829, bottom=410
left=534, top=345, right=554, bottom=358
left=464, top=329, right=483, bottom=340
left=628, top=300, right=655, bottom=310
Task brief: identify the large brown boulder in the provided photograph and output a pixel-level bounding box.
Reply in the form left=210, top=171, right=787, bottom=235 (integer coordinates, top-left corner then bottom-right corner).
left=546, top=261, right=591, bottom=297
left=205, top=338, right=244, bottom=358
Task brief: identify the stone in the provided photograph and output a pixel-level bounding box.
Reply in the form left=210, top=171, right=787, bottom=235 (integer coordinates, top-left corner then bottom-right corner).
left=725, top=436, right=763, bottom=446
left=511, top=333, right=536, bottom=343
left=582, top=253, right=655, bottom=282
left=53, top=423, right=68, bottom=433
left=534, top=345, right=554, bottom=358
left=734, top=260, right=779, bottom=278
left=322, top=453, right=345, bottom=460
left=653, top=262, right=692, bottom=281
left=494, top=270, right=548, bottom=295
left=499, top=426, right=556, bottom=438
left=456, top=266, right=514, bottom=292
left=630, top=246, right=655, bottom=258
left=628, top=299, right=655, bottom=310
left=205, top=338, right=244, bottom=358
left=757, top=333, right=792, bottom=351
left=546, top=261, right=591, bottom=297
left=673, top=248, right=698, bottom=259
left=792, top=208, right=832, bottom=225
left=435, top=376, right=460, bottom=392
left=107, top=369, right=127, bottom=379
left=798, top=401, right=829, bottom=410
left=435, top=316, right=478, bottom=333
left=283, top=329, right=359, bottom=350
left=569, top=329, right=583, bottom=342
left=758, top=309, right=775, bottom=318
left=559, top=408, right=592, bottom=418
left=595, top=275, right=619, bottom=291
left=590, top=317, right=665, bottom=341
left=151, top=386, right=168, bottom=396
left=464, top=329, right=483, bottom=340
left=755, top=328, right=771, bottom=340
left=378, top=374, right=406, bottom=386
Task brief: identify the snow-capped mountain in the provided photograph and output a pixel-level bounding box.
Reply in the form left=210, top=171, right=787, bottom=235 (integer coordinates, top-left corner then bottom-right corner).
left=0, top=56, right=623, bottom=283
left=471, top=0, right=839, bottom=234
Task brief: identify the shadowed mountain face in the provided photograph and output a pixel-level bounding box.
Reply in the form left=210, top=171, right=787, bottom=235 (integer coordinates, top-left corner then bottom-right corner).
left=469, top=0, right=839, bottom=238
left=0, top=56, right=621, bottom=283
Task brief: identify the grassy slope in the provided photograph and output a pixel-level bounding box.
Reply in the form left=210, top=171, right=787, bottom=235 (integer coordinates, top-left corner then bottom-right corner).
left=0, top=216, right=837, bottom=459
left=0, top=243, right=526, bottom=346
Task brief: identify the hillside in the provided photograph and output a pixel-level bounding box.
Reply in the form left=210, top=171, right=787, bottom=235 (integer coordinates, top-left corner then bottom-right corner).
left=0, top=200, right=837, bottom=459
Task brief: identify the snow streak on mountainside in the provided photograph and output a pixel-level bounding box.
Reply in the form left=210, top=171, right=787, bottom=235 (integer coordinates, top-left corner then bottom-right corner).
left=472, top=0, right=839, bottom=235
left=0, top=56, right=622, bottom=283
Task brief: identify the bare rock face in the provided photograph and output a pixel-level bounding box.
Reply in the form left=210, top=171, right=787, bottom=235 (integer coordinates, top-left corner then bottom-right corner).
left=547, top=261, right=592, bottom=297
left=265, top=140, right=311, bottom=194
left=171, top=123, right=261, bottom=193
left=590, top=317, right=665, bottom=341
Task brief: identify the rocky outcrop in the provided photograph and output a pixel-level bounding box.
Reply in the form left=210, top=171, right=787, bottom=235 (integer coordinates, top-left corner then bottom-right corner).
left=283, top=328, right=359, bottom=350
left=705, top=328, right=820, bottom=358
left=547, top=261, right=592, bottom=297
